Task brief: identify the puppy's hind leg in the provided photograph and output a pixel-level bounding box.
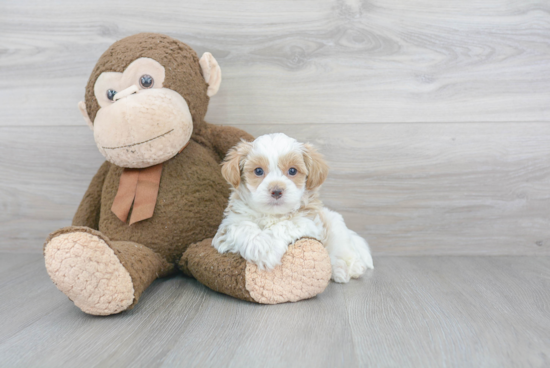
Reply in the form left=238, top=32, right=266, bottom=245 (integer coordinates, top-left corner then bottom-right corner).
left=348, top=230, right=374, bottom=277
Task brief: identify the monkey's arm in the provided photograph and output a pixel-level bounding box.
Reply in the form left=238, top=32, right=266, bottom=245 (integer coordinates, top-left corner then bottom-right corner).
left=202, top=122, right=255, bottom=160
left=72, top=160, right=111, bottom=229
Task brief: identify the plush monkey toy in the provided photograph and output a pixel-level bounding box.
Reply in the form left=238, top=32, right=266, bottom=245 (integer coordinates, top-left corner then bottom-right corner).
left=43, top=33, right=331, bottom=315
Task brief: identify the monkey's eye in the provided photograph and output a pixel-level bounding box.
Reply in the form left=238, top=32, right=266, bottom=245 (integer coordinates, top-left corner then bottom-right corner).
left=254, top=168, right=264, bottom=176
left=139, top=74, right=154, bottom=89
left=106, top=89, right=117, bottom=101
left=288, top=168, right=297, bottom=176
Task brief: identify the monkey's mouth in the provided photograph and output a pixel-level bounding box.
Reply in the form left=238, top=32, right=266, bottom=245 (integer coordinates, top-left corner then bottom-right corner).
left=102, top=129, right=174, bottom=150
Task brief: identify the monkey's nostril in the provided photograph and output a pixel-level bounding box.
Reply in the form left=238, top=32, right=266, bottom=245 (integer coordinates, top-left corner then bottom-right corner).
left=271, top=190, right=283, bottom=199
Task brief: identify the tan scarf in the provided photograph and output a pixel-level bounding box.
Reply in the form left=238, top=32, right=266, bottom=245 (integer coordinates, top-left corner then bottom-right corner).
left=111, top=142, right=189, bottom=225
left=111, top=164, right=163, bottom=225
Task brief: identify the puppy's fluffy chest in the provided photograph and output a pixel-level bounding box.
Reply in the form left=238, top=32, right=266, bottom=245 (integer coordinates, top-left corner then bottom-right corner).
left=256, top=213, right=317, bottom=231
left=232, top=200, right=317, bottom=231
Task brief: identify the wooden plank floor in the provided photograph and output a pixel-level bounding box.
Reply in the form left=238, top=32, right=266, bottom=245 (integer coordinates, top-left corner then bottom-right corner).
left=1, top=253, right=548, bottom=367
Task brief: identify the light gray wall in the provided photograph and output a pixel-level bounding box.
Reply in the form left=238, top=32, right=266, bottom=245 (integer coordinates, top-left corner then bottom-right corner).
left=1, top=0, right=549, bottom=254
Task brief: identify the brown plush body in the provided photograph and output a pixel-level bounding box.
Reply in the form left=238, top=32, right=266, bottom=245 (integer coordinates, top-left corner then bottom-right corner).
left=75, top=131, right=235, bottom=264
left=43, top=33, right=331, bottom=315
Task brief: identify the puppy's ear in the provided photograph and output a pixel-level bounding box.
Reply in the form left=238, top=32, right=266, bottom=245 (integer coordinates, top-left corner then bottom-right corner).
left=221, top=140, right=252, bottom=188
left=303, top=143, right=329, bottom=190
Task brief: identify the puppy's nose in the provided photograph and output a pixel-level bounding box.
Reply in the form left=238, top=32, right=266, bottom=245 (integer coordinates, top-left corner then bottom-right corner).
left=271, top=189, right=283, bottom=199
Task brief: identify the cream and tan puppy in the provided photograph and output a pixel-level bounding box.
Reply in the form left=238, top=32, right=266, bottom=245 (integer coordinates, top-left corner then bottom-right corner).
left=212, top=133, right=373, bottom=283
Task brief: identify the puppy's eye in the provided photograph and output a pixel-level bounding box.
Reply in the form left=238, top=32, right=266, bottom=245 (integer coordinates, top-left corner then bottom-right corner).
left=254, top=168, right=264, bottom=176
left=288, top=167, right=297, bottom=176
left=139, top=74, right=154, bottom=89
left=106, top=89, right=117, bottom=101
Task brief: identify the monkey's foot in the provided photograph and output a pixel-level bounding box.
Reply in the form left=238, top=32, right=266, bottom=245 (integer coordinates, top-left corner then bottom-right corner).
left=180, top=238, right=332, bottom=304
left=44, top=227, right=134, bottom=316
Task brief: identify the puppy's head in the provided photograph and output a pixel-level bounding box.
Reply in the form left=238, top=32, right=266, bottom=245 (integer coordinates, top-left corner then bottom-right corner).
left=221, top=133, right=328, bottom=214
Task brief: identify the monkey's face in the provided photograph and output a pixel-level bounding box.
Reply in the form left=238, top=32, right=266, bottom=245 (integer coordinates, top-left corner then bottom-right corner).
left=79, top=34, right=222, bottom=168
left=88, top=57, right=192, bottom=168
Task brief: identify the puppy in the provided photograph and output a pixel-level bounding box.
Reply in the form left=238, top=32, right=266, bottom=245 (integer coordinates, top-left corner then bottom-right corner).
left=212, top=133, right=373, bottom=283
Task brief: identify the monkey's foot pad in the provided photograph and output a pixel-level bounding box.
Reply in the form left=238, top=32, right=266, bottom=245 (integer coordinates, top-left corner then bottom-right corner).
left=181, top=238, right=332, bottom=304
left=245, top=239, right=332, bottom=304
left=44, top=227, right=134, bottom=315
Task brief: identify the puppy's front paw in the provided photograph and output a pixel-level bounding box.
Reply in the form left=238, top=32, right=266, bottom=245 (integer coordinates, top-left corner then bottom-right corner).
left=291, top=217, right=323, bottom=241
left=212, top=228, right=236, bottom=256
left=212, top=230, right=226, bottom=250
left=245, top=234, right=288, bottom=271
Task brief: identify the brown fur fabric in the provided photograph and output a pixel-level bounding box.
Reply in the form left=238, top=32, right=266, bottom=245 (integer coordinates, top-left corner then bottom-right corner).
left=85, top=140, right=233, bottom=264
left=110, top=240, right=174, bottom=309
left=72, top=161, right=111, bottom=229
left=179, top=238, right=255, bottom=302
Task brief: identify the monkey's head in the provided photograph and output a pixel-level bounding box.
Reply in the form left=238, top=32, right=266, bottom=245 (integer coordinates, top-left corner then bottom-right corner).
left=78, top=33, right=221, bottom=168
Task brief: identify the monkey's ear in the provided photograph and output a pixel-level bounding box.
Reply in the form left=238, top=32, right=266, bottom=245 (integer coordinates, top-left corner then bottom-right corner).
left=78, top=101, right=94, bottom=130
left=199, top=52, right=222, bottom=97
left=303, top=143, right=329, bottom=190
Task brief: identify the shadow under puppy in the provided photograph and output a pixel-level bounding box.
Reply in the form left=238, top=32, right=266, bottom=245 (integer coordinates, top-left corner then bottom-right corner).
left=213, top=133, right=374, bottom=282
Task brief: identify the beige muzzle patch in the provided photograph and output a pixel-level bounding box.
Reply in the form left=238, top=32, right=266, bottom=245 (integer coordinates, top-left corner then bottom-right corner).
left=94, top=88, right=193, bottom=168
